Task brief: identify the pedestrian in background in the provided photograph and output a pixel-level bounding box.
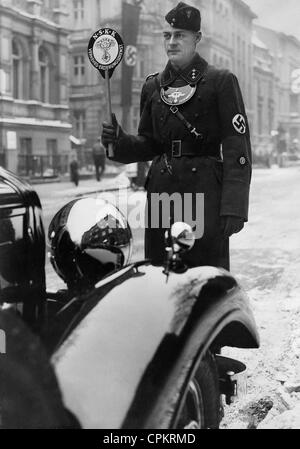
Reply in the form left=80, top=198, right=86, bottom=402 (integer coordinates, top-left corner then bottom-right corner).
left=92, top=137, right=106, bottom=182
left=70, top=154, right=79, bottom=187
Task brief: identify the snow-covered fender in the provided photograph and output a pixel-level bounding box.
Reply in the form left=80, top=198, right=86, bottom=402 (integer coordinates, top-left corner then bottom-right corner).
left=52, top=263, right=259, bottom=429
left=0, top=307, right=77, bottom=429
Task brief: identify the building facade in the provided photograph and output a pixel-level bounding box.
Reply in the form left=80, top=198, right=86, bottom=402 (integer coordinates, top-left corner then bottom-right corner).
left=255, top=24, right=300, bottom=151
left=0, top=0, right=71, bottom=177
left=252, top=31, right=275, bottom=157
left=1, top=1, right=299, bottom=176
left=66, top=0, right=106, bottom=162
left=66, top=0, right=163, bottom=164
left=196, top=0, right=256, bottom=115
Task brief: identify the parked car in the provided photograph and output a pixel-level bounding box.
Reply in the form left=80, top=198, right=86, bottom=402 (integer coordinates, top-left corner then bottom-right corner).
left=0, top=166, right=259, bottom=429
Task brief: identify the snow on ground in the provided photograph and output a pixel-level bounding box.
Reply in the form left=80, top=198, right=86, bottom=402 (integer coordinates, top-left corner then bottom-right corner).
left=220, top=167, right=300, bottom=429
left=40, top=166, right=300, bottom=428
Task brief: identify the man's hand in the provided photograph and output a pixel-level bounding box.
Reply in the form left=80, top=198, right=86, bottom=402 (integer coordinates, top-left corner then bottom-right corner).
left=221, top=216, right=244, bottom=239
left=102, top=113, right=122, bottom=149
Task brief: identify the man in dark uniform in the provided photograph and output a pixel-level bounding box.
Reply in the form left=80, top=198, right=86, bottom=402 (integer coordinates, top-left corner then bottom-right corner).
left=102, top=2, right=252, bottom=271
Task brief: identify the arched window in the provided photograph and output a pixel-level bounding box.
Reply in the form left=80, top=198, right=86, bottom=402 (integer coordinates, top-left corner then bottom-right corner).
left=39, top=47, right=50, bottom=103
left=12, top=39, right=23, bottom=99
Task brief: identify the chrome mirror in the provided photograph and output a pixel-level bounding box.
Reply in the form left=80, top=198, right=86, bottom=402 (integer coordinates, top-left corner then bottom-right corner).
left=48, top=198, right=132, bottom=292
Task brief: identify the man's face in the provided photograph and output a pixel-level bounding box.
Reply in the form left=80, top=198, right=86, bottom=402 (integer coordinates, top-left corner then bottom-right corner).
left=163, top=25, right=201, bottom=68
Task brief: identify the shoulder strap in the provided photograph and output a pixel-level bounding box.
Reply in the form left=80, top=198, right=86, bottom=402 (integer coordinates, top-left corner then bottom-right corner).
left=140, top=73, right=161, bottom=114
left=145, top=72, right=161, bottom=97
left=145, top=72, right=159, bottom=82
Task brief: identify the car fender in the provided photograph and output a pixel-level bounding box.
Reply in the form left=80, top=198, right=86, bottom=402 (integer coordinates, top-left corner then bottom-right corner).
left=52, top=264, right=259, bottom=429
left=0, top=307, right=74, bottom=429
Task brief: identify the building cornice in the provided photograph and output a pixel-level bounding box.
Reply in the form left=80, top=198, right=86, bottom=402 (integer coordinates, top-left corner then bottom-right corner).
left=0, top=117, right=72, bottom=129
left=255, top=24, right=300, bottom=49
left=231, top=0, right=257, bottom=20
left=0, top=4, right=69, bottom=36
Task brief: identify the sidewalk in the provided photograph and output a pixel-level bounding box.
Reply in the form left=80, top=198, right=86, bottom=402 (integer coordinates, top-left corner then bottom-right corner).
left=34, top=171, right=131, bottom=202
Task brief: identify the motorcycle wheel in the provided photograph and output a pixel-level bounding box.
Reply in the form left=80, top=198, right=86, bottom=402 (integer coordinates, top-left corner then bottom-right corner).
left=172, top=352, right=220, bottom=429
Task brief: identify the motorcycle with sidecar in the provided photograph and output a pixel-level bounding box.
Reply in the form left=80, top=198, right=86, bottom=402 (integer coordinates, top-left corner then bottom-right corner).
left=0, top=166, right=259, bottom=429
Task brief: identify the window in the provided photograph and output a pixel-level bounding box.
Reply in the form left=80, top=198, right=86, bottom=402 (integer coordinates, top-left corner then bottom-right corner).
left=47, top=139, right=57, bottom=157
left=47, top=139, right=58, bottom=172
left=290, top=94, right=299, bottom=114
left=268, top=100, right=274, bottom=132
left=74, top=0, right=84, bottom=21
left=134, top=46, right=147, bottom=79
left=39, top=47, right=50, bottom=103
left=132, top=107, right=140, bottom=132
left=20, top=138, right=32, bottom=156
left=12, top=39, right=23, bottom=99
left=73, top=55, right=85, bottom=84
left=237, top=36, right=241, bottom=59
left=19, top=138, right=33, bottom=177
left=73, top=110, right=86, bottom=139
left=257, top=98, right=263, bottom=135
left=42, top=0, right=53, bottom=11
left=290, top=127, right=299, bottom=140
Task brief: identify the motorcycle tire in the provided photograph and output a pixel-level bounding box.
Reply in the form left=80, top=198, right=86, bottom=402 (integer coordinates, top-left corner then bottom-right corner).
left=172, top=351, right=220, bottom=429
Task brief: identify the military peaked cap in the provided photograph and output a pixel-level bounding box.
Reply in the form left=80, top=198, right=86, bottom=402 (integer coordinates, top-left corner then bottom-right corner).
left=165, top=2, right=201, bottom=32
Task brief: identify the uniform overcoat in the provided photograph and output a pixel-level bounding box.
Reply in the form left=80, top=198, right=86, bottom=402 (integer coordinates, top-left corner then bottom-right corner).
left=111, top=53, right=252, bottom=270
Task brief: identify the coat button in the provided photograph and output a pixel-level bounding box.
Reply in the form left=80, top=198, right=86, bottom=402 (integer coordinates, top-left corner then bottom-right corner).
left=161, top=169, right=166, bottom=174
left=239, top=156, right=247, bottom=166
left=192, top=167, right=197, bottom=173
left=194, top=113, right=199, bottom=118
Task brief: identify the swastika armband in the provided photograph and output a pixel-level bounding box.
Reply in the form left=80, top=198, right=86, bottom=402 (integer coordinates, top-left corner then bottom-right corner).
left=232, top=114, right=246, bottom=134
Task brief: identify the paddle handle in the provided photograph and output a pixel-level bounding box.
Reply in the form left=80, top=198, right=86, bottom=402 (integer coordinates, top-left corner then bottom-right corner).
left=105, top=71, right=114, bottom=158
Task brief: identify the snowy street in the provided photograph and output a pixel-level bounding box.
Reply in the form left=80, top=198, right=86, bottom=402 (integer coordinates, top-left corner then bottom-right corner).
left=222, top=166, right=300, bottom=428
left=37, top=166, right=300, bottom=428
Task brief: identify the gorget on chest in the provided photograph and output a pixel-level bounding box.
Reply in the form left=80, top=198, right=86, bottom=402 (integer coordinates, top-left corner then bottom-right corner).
left=160, top=84, right=197, bottom=106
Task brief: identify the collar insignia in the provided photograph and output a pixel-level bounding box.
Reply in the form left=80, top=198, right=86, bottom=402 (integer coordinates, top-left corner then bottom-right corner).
left=160, top=54, right=208, bottom=88
left=188, top=68, right=201, bottom=82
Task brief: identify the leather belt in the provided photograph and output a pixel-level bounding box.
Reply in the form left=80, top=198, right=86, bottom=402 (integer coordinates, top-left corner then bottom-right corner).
left=165, top=140, right=221, bottom=159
